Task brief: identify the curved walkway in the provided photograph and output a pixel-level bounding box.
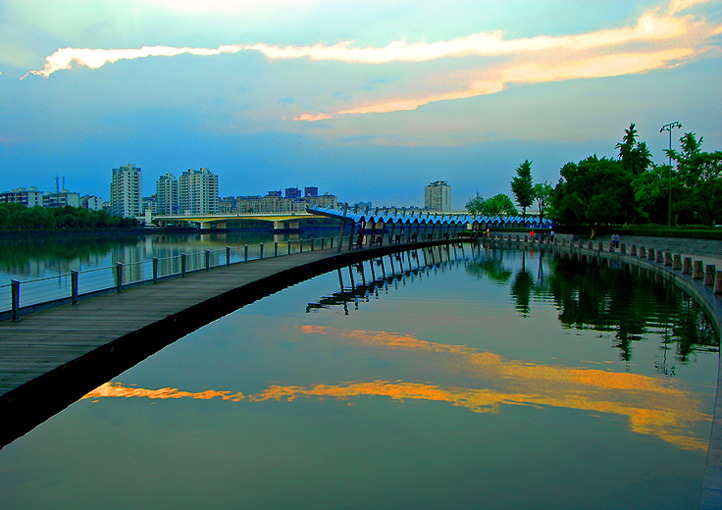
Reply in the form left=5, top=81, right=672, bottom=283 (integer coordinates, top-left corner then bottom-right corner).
left=0, top=239, right=455, bottom=450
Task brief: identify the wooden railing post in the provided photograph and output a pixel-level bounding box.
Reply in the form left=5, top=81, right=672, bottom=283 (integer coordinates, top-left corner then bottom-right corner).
left=153, top=258, right=159, bottom=283
left=71, top=270, right=79, bottom=305
left=116, top=263, right=123, bottom=292
left=11, top=279, right=20, bottom=321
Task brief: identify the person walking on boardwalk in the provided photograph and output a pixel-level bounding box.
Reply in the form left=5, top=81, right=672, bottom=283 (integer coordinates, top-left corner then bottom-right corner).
left=354, top=221, right=364, bottom=249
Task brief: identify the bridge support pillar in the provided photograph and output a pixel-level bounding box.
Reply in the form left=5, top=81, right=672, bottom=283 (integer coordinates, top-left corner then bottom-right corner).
left=274, top=221, right=299, bottom=230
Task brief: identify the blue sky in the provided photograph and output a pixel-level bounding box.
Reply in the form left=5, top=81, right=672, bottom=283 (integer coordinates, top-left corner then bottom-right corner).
left=1, top=0, right=720, bottom=209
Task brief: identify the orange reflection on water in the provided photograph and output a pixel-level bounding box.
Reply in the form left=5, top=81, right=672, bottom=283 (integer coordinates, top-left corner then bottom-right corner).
left=82, top=383, right=245, bottom=402
left=80, top=325, right=711, bottom=452
left=295, top=325, right=711, bottom=451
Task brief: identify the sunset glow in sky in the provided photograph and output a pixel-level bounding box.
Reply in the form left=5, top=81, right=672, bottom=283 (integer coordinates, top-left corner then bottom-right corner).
left=1, top=0, right=720, bottom=207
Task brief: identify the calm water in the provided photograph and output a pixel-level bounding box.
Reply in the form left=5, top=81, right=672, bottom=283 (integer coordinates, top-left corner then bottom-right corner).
left=0, top=244, right=718, bottom=509
left=0, top=229, right=337, bottom=310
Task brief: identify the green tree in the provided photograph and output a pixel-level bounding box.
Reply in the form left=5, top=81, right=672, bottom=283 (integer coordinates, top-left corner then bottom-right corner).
left=466, top=193, right=517, bottom=216
left=668, top=133, right=722, bottom=226
left=616, top=123, right=652, bottom=176
left=631, top=165, right=681, bottom=224
left=511, top=159, right=535, bottom=218
left=551, top=156, right=635, bottom=227
left=532, top=182, right=553, bottom=221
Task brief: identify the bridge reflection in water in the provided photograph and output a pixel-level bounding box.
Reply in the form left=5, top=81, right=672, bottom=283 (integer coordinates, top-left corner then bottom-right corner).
left=307, top=244, right=466, bottom=315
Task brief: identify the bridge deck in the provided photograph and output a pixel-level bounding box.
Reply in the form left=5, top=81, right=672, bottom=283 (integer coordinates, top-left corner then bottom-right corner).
left=0, top=246, right=337, bottom=395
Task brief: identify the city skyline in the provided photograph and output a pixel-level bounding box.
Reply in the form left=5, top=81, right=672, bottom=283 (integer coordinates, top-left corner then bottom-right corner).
left=1, top=0, right=720, bottom=210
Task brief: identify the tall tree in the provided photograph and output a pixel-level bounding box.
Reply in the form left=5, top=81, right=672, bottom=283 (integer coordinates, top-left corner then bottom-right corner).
left=532, top=182, right=553, bottom=221
left=616, top=123, right=652, bottom=176
left=667, top=132, right=722, bottom=225
left=511, top=159, right=535, bottom=218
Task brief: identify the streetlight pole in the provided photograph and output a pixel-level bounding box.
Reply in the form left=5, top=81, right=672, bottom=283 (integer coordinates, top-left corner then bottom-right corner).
left=660, top=121, right=682, bottom=227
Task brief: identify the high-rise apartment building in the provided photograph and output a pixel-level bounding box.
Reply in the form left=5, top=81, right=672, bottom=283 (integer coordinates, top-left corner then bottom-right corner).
left=424, top=181, right=451, bottom=212
left=110, top=164, right=142, bottom=217
left=156, top=173, right=179, bottom=215
left=178, top=168, right=218, bottom=215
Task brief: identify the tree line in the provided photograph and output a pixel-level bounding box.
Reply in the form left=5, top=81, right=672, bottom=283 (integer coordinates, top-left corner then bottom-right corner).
left=467, top=123, right=722, bottom=227
left=0, top=203, right=140, bottom=229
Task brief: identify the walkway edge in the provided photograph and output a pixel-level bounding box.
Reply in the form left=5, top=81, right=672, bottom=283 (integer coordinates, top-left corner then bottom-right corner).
left=0, top=239, right=458, bottom=449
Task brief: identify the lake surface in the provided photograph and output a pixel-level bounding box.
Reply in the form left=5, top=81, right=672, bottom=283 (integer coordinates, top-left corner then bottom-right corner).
left=0, top=228, right=337, bottom=310
left=0, top=243, right=718, bottom=509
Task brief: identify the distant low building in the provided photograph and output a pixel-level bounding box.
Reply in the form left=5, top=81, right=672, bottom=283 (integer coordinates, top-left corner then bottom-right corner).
left=307, top=193, right=337, bottom=209
left=285, top=187, right=301, bottom=199
left=44, top=190, right=80, bottom=208
left=0, top=187, right=44, bottom=207
left=142, top=195, right=157, bottom=215
left=236, top=195, right=263, bottom=213
left=219, top=196, right=236, bottom=214
left=80, top=195, right=103, bottom=211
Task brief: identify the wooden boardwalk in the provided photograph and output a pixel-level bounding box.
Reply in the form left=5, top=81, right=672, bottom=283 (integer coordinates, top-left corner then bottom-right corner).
left=0, top=242, right=445, bottom=448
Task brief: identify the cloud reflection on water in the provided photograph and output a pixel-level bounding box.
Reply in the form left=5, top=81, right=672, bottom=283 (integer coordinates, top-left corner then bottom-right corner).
left=83, top=324, right=710, bottom=452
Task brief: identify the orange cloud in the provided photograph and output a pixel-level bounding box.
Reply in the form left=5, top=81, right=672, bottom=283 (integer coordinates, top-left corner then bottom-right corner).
left=293, top=113, right=332, bottom=122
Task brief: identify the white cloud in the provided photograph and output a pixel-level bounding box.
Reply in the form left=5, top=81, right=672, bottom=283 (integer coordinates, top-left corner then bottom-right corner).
left=22, top=44, right=245, bottom=79
left=21, top=0, right=721, bottom=122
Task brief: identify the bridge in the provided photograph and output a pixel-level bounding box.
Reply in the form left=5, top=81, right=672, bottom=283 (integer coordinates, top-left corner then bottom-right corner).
left=143, top=205, right=555, bottom=231
left=147, top=211, right=314, bottom=230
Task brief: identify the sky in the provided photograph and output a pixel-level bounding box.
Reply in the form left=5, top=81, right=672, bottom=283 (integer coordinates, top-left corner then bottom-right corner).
left=1, top=0, right=720, bottom=210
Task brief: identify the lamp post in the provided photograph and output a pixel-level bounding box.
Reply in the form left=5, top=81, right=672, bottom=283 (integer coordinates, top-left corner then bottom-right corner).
left=660, top=121, right=682, bottom=227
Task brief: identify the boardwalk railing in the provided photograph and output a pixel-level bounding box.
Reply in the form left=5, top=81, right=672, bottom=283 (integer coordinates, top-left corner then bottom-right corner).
left=0, top=236, right=339, bottom=322
left=482, top=233, right=722, bottom=304
left=0, top=229, right=465, bottom=322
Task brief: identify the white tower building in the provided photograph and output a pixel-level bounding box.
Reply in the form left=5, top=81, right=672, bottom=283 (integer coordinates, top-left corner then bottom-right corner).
left=178, top=168, right=219, bottom=215
left=110, top=164, right=142, bottom=217
left=424, top=181, right=451, bottom=212
left=156, top=173, right=179, bottom=215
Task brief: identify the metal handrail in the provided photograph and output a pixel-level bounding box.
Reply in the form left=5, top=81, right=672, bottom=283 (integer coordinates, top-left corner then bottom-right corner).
left=1, top=231, right=468, bottom=322
left=0, top=235, right=350, bottom=321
